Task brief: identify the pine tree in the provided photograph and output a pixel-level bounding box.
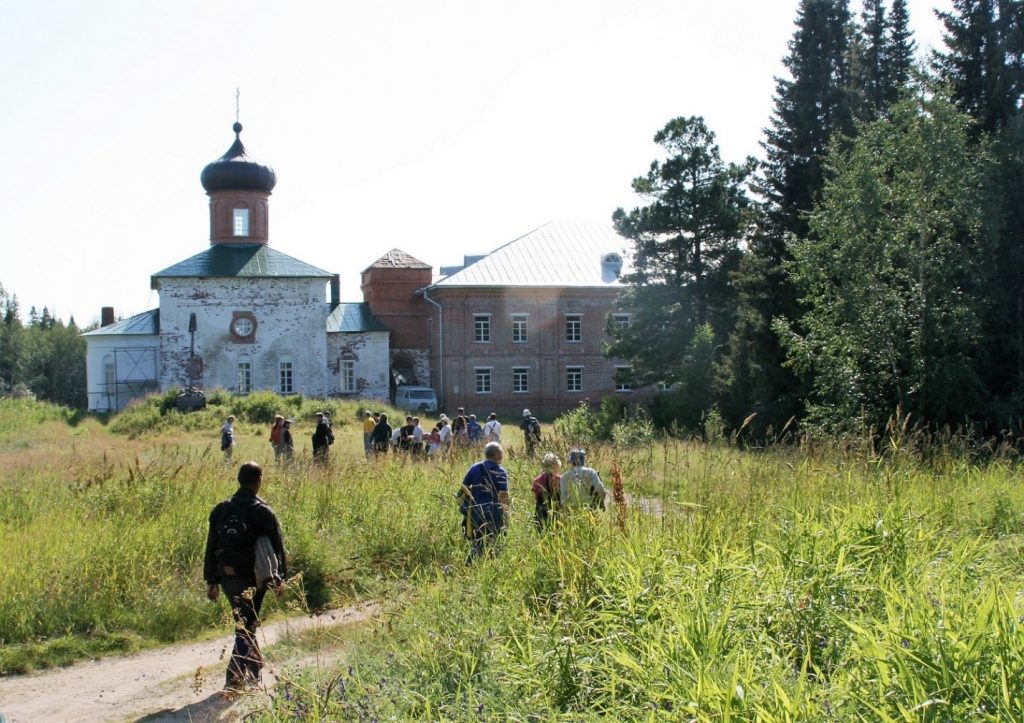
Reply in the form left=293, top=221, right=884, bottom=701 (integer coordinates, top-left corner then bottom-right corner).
left=934, top=0, right=1022, bottom=136
left=855, top=0, right=889, bottom=115
left=884, top=0, right=916, bottom=104
left=851, top=1, right=917, bottom=120
left=609, top=116, right=753, bottom=401
left=935, top=0, right=1024, bottom=426
left=721, top=0, right=855, bottom=435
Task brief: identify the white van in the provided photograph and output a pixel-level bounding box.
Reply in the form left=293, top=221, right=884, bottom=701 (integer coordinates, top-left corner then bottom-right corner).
left=394, top=386, right=439, bottom=414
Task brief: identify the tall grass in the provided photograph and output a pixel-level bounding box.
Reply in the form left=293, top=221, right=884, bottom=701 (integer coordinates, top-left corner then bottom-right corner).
left=0, top=400, right=473, bottom=673
left=3, top=396, right=1024, bottom=719
left=264, top=441, right=1024, bottom=721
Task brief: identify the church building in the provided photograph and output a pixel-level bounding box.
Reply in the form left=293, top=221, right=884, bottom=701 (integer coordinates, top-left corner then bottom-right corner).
left=83, top=123, right=391, bottom=411
left=85, top=122, right=638, bottom=415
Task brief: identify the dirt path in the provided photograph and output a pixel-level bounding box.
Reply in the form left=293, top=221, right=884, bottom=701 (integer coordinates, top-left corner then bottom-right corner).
left=0, top=601, right=380, bottom=723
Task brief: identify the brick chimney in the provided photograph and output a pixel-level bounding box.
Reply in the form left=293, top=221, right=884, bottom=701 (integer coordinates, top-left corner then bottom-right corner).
left=101, top=307, right=115, bottom=327
left=330, top=274, right=340, bottom=309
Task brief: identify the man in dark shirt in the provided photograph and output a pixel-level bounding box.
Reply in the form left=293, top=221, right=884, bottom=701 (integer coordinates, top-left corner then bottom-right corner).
left=311, top=411, right=333, bottom=463
left=204, top=461, right=287, bottom=690
left=399, top=415, right=415, bottom=451
left=519, top=408, right=542, bottom=457
left=459, top=442, right=510, bottom=564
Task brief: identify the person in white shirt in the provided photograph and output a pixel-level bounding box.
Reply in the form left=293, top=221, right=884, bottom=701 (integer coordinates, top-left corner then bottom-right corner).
left=412, top=416, right=425, bottom=456
left=438, top=418, right=453, bottom=452
left=220, top=415, right=236, bottom=461
left=559, top=449, right=606, bottom=510
left=483, top=412, right=502, bottom=444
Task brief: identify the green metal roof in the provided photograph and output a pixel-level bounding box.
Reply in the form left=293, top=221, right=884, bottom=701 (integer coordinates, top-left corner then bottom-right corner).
left=151, top=244, right=333, bottom=288
left=326, top=302, right=390, bottom=333
left=81, top=309, right=160, bottom=336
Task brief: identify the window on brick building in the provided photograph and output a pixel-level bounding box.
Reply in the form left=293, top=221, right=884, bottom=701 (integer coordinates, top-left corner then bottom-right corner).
left=512, top=366, right=529, bottom=393
left=279, top=361, right=293, bottom=394
left=237, top=361, right=252, bottom=394
left=233, top=207, right=250, bottom=237
left=565, top=314, right=582, bottom=342
left=474, top=314, right=491, bottom=343
left=512, top=314, right=528, bottom=343
left=612, top=313, right=631, bottom=329
left=566, top=366, right=583, bottom=392
left=340, top=360, right=355, bottom=393
left=475, top=367, right=492, bottom=394
left=615, top=365, right=632, bottom=392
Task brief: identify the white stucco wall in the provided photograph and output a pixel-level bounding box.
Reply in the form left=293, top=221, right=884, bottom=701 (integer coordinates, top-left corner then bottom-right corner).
left=84, top=334, right=160, bottom=411
left=156, top=277, right=330, bottom=396
left=327, top=330, right=390, bottom=400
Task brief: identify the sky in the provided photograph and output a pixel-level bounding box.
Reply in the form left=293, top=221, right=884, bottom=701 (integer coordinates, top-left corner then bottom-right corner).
left=0, top=0, right=953, bottom=327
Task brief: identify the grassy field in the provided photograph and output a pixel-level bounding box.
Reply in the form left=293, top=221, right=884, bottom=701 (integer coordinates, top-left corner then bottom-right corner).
left=2, top=396, right=1023, bottom=720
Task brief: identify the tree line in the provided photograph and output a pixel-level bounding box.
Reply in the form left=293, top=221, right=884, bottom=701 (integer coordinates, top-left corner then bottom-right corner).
left=609, top=0, right=1024, bottom=437
left=0, top=283, right=87, bottom=408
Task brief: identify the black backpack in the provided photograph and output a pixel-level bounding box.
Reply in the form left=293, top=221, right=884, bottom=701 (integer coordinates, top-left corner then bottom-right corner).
left=529, top=418, right=541, bottom=438
left=215, top=500, right=255, bottom=572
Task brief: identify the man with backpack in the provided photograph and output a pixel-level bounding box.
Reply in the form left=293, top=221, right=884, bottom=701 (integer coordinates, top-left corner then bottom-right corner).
left=559, top=448, right=607, bottom=511
left=203, top=461, right=287, bottom=691
left=458, top=442, right=510, bottom=564
left=483, top=412, right=502, bottom=444
left=519, top=409, right=542, bottom=457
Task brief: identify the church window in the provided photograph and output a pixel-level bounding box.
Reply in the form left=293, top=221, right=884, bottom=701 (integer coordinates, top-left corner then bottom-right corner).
left=233, top=208, right=250, bottom=237
left=279, top=362, right=293, bottom=394
left=104, top=356, right=115, bottom=389
left=230, top=312, right=257, bottom=342
left=340, top=360, right=356, bottom=393
left=237, top=361, right=252, bottom=394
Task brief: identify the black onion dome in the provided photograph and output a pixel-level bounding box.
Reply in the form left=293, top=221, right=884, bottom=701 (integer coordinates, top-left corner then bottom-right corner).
left=200, top=122, right=277, bottom=193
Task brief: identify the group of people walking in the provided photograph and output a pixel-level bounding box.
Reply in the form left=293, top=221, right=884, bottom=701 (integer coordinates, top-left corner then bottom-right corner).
left=203, top=421, right=604, bottom=691
left=223, top=406, right=544, bottom=467
left=459, top=442, right=607, bottom=563
left=360, top=407, right=510, bottom=459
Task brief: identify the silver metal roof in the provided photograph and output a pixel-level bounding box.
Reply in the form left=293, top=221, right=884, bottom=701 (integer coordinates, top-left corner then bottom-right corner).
left=325, top=302, right=389, bottom=333
left=429, top=220, right=631, bottom=289
left=82, top=309, right=160, bottom=336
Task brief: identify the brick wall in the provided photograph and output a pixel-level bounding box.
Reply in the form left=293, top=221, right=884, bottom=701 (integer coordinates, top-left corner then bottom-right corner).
left=429, top=287, right=638, bottom=416
left=361, top=266, right=432, bottom=349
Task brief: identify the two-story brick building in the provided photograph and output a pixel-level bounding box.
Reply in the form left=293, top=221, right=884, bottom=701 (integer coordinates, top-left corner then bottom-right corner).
left=359, top=220, right=637, bottom=416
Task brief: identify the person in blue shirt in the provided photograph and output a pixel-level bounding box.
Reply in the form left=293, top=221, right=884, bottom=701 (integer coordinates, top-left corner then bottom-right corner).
left=466, top=414, right=483, bottom=443
left=458, top=441, right=510, bottom=563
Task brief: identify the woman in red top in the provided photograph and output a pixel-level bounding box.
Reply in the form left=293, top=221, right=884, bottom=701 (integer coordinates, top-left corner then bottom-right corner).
left=269, top=415, right=285, bottom=462
left=532, top=452, right=562, bottom=529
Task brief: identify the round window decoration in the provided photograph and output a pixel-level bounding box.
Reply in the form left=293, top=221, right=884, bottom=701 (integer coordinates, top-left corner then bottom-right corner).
left=233, top=317, right=254, bottom=337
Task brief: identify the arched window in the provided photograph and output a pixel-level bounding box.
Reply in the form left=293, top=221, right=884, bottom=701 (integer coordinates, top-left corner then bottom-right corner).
left=236, top=355, right=252, bottom=394
left=279, top=356, right=294, bottom=394
left=103, top=354, right=116, bottom=389
left=340, top=351, right=357, bottom=394
left=233, top=204, right=250, bottom=237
